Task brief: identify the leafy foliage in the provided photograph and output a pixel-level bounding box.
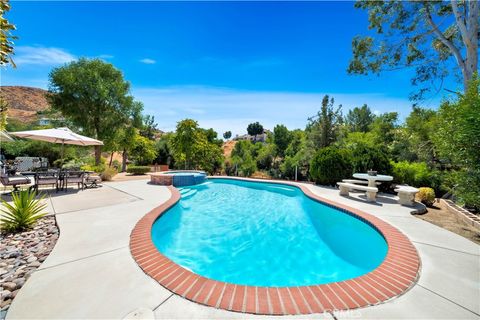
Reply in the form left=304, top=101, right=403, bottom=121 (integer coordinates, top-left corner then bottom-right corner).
left=48, top=58, right=142, bottom=164
left=223, top=131, right=232, bottom=140
left=310, top=147, right=353, bottom=186
left=345, top=104, right=375, bottom=133
left=1, top=190, right=47, bottom=233
left=306, top=95, right=343, bottom=149
left=349, top=1, right=479, bottom=100
left=391, top=161, right=442, bottom=192
left=273, top=124, right=292, bottom=157
left=247, top=122, right=264, bottom=137
left=0, top=0, right=17, bottom=67
left=126, top=166, right=151, bottom=175
left=128, top=134, right=156, bottom=166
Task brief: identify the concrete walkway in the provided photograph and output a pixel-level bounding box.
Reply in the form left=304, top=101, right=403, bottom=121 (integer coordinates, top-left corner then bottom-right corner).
left=5, top=180, right=480, bottom=319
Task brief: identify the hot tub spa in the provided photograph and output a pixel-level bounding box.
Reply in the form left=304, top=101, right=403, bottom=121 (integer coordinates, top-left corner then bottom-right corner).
left=150, top=170, right=206, bottom=187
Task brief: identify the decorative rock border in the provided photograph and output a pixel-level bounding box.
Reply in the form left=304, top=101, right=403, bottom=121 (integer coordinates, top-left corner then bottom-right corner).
left=130, top=178, right=420, bottom=315
left=441, top=199, right=480, bottom=230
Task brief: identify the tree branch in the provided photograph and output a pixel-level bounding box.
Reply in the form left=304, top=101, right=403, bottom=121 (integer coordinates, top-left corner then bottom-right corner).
left=424, top=5, right=465, bottom=72
left=451, top=0, right=471, bottom=48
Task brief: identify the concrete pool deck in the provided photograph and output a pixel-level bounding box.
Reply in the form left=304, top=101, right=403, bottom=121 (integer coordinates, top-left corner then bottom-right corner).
left=5, top=179, right=480, bottom=319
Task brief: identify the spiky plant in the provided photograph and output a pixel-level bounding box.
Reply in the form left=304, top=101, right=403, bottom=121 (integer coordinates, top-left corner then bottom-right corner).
left=1, top=189, right=47, bottom=233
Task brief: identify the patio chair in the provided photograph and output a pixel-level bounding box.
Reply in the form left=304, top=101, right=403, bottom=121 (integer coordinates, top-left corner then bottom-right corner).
left=34, top=170, right=60, bottom=192
left=0, top=173, right=31, bottom=192
left=62, top=170, right=85, bottom=191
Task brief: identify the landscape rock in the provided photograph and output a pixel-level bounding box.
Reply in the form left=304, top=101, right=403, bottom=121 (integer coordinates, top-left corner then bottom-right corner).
left=0, top=216, right=58, bottom=314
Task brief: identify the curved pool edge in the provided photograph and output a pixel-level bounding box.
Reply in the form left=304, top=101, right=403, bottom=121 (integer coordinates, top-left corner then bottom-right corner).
left=130, top=178, right=421, bottom=315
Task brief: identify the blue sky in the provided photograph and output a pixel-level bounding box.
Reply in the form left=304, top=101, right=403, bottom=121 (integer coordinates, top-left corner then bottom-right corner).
left=1, top=1, right=454, bottom=135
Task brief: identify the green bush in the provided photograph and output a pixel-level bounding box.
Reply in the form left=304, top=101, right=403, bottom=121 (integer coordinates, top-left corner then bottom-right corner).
left=1, top=189, right=47, bottom=233
left=126, top=166, right=151, bottom=175
left=310, top=147, right=353, bottom=186
left=350, top=144, right=392, bottom=174
left=391, top=161, right=442, bottom=192
left=81, top=164, right=106, bottom=173
left=416, top=187, right=436, bottom=207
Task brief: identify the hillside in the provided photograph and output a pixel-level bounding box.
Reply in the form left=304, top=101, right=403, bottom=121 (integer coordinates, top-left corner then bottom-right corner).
left=222, top=140, right=237, bottom=158
left=0, top=86, right=50, bottom=123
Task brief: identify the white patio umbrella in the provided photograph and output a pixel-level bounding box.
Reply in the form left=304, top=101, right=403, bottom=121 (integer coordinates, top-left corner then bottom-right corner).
left=10, top=127, right=103, bottom=159
left=0, top=130, right=14, bottom=142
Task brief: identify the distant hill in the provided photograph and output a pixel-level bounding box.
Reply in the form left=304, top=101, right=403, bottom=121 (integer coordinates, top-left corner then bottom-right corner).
left=0, top=86, right=50, bottom=123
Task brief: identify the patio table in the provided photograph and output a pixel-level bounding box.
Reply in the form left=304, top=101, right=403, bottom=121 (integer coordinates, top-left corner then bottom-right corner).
left=353, top=173, right=393, bottom=187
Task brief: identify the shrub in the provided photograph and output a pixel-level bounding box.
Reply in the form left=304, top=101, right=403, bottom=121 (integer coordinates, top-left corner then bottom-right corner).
left=100, top=166, right=118, bottom=181
left=126, top=165, right=151, bottom=175
left=310, top=147, right=353, bottom=186
left=81, top=164, right=106, bottom=173
left=1, top=189, right=47, bottom=233
left=391, top=161, right=442, bottom=192
left=416, top=187, right=436, bottom=207
left=350, top=144, right=392, bottom=174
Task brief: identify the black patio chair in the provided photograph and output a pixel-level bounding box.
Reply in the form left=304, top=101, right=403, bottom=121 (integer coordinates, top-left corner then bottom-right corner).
left=62, top=170, right=85, bottom=191
left=34, top=170, right=60, bottom=192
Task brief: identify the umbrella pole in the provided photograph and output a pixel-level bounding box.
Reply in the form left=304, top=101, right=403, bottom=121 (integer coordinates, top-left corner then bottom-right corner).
left=61, top=140, right=65, bottom=165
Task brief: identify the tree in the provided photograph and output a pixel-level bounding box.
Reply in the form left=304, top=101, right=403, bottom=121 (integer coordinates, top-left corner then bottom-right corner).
left=434, top=78, right=480, bottom=209
left=370, top=112, right=398, bottom=145
left=154, top=133, right=175, bottom=168
left=0, top=0, right=17, bottom=67
left=247, top=122, right=264, bottom=138
left=404, top=106, right=437, bottom=163
left=170, top=119, right=199, bottom=169
left=129, top=133, right=157, bottom=166
left=306, top=95, right=343, bottom=149
left=349, top=1, right=479, bottom=100
left=48, top=58, right=139, bottom=165
left=273, top=124, right=292, bottom=158
left=223, top=131, right=232, bottom=140
left=345, top=104, right=375, bottom=132
left=139, top=115, right=158, bottom=140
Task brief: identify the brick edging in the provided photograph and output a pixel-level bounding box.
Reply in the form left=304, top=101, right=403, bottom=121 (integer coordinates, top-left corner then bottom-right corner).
left=130, top=178, right=420, bottom=315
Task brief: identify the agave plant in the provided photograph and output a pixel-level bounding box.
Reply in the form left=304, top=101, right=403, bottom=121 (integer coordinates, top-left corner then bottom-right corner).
left=1, top=189, right=47, bottom=233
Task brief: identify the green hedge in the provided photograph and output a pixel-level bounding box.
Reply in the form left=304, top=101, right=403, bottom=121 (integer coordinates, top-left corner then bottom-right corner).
left=310, top=147, right=353, bottom=186
left=391, top=161, right=442, bottom=192
left=126, top=166, right=151, bottom=175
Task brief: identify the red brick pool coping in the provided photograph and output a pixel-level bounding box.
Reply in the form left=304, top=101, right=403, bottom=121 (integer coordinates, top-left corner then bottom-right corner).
left=130, top=177, right=420, bottom=315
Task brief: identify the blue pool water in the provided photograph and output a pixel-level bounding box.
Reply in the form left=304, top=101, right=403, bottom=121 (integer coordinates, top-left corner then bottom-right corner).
left=151, top=179, right=387, bottom=287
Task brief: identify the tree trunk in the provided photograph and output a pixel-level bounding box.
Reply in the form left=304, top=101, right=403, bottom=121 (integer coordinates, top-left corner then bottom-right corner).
left=122, top=148, right=128, bottom=172
left=109, top=152, right=114, bottom=166
left=95, top=145, right=102, bottom=166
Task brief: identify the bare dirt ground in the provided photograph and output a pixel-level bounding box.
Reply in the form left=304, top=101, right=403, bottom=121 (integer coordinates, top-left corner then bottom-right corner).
left=415, top=200, right=480, bottom=245
left=110, top=172, right=150, bottom=182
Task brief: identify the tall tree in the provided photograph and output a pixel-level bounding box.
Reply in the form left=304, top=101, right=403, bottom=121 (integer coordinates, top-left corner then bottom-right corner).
left=223, top=131, right=232, bottom=140
left=48, top=58, right=139, bottom=165
left=306, top=95, right=343, bottom=149
left=273, top=124, right=292, bottom=158
left=370, top=112, right=399, bottom=145
left=0, top=0, right=17, bottom=67
left=139, top=114, right=158, bottom=140
left=170, top=119, right=199, bottom=169
left=345, top=104, right=375, bottom=132
left=349, top=1, right=479, bottom=100
left=247, top=122, right=264, bottom=139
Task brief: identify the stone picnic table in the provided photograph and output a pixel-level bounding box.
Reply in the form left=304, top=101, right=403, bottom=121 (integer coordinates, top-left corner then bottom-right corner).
left=353, top=173, right=393, bottom=187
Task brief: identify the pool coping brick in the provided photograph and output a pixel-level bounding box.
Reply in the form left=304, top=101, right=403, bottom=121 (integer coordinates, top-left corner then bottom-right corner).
left=130, top=177, right=421, bottom=315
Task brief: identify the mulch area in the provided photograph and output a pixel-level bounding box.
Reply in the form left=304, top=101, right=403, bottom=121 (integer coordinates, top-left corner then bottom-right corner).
left=414, top=200, right=480, bottom=245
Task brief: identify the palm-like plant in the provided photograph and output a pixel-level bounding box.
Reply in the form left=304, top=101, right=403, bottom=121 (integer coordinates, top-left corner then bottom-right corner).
left=1, top=189, right=47, bottom=233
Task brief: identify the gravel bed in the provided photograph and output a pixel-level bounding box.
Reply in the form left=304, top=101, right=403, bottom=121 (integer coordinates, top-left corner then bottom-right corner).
left=0, top=216, right=59, bottom=317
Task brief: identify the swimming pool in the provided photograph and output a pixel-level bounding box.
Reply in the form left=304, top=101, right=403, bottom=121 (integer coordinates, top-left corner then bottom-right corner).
left=151, top=179, right=387, bottom=287
left=131, top=177, right=420, bottom=315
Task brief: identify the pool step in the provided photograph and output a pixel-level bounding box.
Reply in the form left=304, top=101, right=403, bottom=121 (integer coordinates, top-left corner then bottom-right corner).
left=180, top=189, right=197, bottom=199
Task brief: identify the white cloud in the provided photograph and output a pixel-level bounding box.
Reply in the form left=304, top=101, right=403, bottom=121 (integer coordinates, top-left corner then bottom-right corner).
left=139, top=58, right=156, bottom=64
left=133, top=85, right=415, bottom=136
left=14, top=46, right=76, bottom=66
left=98, top=54, right=114, bottom=59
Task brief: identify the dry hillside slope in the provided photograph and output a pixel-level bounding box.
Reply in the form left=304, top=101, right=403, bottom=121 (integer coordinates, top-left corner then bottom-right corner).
left=0, top=86, right=50, bottom=123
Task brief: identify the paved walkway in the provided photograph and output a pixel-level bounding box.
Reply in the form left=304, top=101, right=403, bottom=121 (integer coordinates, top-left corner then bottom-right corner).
left=5, top=179, right=480, bottom=319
